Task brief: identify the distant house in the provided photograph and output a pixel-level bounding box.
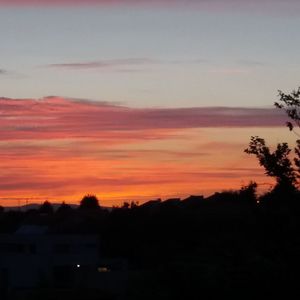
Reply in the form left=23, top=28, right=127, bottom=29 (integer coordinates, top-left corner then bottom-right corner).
left=0, top=225, right=129, bottom=299
left=0, top=225, right=101, bottom=292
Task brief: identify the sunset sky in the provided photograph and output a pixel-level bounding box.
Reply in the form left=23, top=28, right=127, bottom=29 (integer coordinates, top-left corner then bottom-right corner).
left=1, top=0, right=300, bottom=206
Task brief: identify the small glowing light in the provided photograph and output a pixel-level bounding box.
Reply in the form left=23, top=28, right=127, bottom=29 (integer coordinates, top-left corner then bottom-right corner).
left=76, top=264, right=80, bottom=268
left=98, top=267, right=110, bottom=273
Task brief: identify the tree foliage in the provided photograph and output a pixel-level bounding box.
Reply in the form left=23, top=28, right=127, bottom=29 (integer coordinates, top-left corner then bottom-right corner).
left=57, top=201, right=72, bottom=214
left=79, top=194, right=100, bottom=210
left=294, top=140, right=300, bottom=178
left=275, top=87, right=300, bottom=132
left=39, top=201, right=54, bottom=214
left=245, top=136, right=296, bottom=188
left=239, top=181, right=257, bottom=204
left=245, top=87, right=300, bottom=193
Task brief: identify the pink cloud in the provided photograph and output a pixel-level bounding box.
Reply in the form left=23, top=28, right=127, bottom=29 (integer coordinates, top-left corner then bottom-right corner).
left=0, top=0, right=298, bottom=15
left=0, top=96, right=287, bottom=142
left=0, top=0, right=187, bottom=6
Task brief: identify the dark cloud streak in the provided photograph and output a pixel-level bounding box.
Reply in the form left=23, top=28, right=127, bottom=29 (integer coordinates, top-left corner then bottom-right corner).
left=47, top=58, right=158, bottom=70
left=0, top=96, right=287, bottom=142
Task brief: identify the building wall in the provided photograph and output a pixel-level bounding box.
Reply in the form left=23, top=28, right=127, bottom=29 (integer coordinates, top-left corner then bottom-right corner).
left=0, top=234, right=100, bottom=289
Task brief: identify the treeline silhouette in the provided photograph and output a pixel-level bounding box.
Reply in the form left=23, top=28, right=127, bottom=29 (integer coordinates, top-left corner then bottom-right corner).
left=1, top=187, right=300, bottom=298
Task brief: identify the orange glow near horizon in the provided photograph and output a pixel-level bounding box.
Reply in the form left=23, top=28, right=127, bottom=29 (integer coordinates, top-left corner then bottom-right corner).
left=0, top=97, right=293, bottom=207
left=0, top=129, right=281, bottom=207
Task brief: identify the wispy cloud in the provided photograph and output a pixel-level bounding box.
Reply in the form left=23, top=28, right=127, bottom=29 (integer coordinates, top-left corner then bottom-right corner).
left=208, top=68, right=250, bottom=75
left=236, top=60, right=268, bottom=67
left=47, top=58, right=158, bottom=70
left=0, top=0, right=198, bottom=6
left=0, top=96, right=286, bottom=142
left=46, top=58, right=208, bottom=71
left=46, top=58, right=268, bottom=75
left=0, top=0, right=293, bottom=5
left=0, top=69, right=8, bottom=75
left=0, top=0, right=299, bottom=16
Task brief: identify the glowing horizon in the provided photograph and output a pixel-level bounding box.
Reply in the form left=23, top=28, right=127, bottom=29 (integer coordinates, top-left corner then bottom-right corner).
left=0, top=1, right=299, bottom=206
left=0, top=96, right=292, bottom=207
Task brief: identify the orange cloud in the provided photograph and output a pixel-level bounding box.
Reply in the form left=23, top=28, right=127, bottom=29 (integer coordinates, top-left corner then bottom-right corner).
left=0, top=97, right=285, bottom=207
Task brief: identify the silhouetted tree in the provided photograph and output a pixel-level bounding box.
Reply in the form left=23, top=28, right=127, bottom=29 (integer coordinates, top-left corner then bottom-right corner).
left=121, top=202, right=130, bottom=209
left=245, top=87, right=300, bottom=194
left=239, top=181, right=258, bottom=204
left=275, top=87, right=300, bottom=180
left=56, top=201, right=72, bottom=214
left=121, top=201, right=139, bottom=209
left=130, top=201, right=139, bottom=209
left=79, top=194, right=100, bottom=210
left=39, top=201, right=54, bottom=214
left=275, top=87, right=300, bottom=133
left=245, top=136, right=297, bottom=191
left=294, top=140, right=300, bottom=179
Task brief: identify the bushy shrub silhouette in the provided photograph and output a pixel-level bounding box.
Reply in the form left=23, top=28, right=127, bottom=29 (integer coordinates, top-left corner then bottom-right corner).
left=79, top=194, right=100, bottom=210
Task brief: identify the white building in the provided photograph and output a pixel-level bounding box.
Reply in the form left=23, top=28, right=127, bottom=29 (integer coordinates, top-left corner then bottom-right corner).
left=0, top=226, right=101, bottom=291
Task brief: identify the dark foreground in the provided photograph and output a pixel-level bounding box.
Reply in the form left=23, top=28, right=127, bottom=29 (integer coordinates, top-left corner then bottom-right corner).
left=0, top=189, right=300, bottom=299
